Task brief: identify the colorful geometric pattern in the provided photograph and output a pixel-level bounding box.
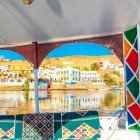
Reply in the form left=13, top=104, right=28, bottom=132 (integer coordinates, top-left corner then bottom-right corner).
left=77, top=110, right=88, bottom=116
left=61, top=111, right=100, bottom=139
left=0, top=115, right=23, bottom=139
left=123, top=26, right=140, bottom=130
left=0, top=110, right=100, bottom=139
left=0, top=127, right=14, bottom=138
left=23, top=113, right=54, bottom=139
left=62, top=123, right=97, bottom=139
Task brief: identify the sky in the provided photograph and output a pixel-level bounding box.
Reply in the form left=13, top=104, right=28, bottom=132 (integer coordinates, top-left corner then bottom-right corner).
left=0, top=43, right=113, bottom=60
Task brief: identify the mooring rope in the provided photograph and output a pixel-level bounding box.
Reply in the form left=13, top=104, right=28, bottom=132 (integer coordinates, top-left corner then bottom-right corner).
left=105, top=108, right=125, bottom=140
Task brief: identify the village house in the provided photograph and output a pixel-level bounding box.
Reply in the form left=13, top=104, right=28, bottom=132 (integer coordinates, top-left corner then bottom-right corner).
left=80, top=71, right=102, bottom=82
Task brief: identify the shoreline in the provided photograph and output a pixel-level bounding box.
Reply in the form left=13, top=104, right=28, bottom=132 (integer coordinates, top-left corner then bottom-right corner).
left=0, top=86, right=24, bottom=91
left=0, top=85, right=123, bottom=91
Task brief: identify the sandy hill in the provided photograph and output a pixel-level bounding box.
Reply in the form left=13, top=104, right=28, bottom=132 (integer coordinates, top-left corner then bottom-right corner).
left=41, top=55, right=121, bottom=68
left=0, top=55, right=121, bottom=69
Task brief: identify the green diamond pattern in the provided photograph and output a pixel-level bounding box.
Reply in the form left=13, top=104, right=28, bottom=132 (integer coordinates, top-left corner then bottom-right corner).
left=124, top=27, right=137, bottom=45
left=127, top=77, right=139, bottom=99
left=129, top=124, right=140, bottom=131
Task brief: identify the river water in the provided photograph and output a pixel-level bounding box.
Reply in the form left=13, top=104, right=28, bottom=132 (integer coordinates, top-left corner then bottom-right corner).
left=0, top=89, right=124, bottom=116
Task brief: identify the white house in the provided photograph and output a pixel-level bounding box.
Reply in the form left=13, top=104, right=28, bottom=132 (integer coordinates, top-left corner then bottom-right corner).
left=100, top=60, right=113, bottom=69
left=38, top=66, right=55, bottom=80
left=62, top=61, right=73, bottom=65
left=80, top=71, right=102, bottom=82
left=0, top=65, right=9, bottom=71
left=51, top=67, right=80, bottom=83
left=6, top=72, right=20, bottom=78
left=116, top=63, right=124, bottom=76
left=0, top=77, right=26, bottom=86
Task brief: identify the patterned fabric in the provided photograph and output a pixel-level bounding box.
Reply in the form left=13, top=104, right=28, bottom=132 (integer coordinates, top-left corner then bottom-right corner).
left=0, top=127, right=14, bottom=139
left=63, top=123, right=97, bottom=139
left=23, top=113, right=54, bottom=139
left=123, top=26, right=140, bottom=130
left=0, top=115, right=23, bottom=139
left=60, top=111, right=100, bottom=139
left=22, top=111, right=100, bottom=139
left=0, top=110, right=100, bottom=139
left=0, top=127, right=14, bottom=138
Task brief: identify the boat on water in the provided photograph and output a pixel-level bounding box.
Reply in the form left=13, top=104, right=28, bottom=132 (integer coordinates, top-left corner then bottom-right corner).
left=0, top=0, right=139, bottom=139
left=38, top=79, right=50, bottom=100
left=65, top=81, right=77, bottom=85
left=65, top=94, right=76, bottom=99
left=38, top=90, right=47, bottom=100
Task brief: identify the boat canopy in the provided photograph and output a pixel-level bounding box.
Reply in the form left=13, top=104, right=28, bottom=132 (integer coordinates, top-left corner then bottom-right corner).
left=0, top=0, right=140, bottom=48
left=0, top=1, right=140, bottom=130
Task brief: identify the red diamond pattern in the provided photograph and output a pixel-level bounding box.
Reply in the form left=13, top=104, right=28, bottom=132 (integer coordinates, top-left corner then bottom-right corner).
left=128, top=103, right=140, bottom=121
left=126, top=49, right=138, bottom=72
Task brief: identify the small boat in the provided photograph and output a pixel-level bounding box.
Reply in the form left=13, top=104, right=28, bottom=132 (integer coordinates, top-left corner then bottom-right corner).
left=39, top=90, right=47, bottom=100
left=38, top=79, right=50, bottom=100
left=65, top=81, right=76, bottom=84
left=65, top=94, right=76, bottom=99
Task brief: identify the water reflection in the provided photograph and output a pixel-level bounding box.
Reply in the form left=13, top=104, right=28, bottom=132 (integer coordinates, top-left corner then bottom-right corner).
left=0, top=90, right=124, bottom=116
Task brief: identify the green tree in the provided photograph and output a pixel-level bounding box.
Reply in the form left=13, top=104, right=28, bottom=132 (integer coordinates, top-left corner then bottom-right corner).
left=21, top=69, right=25, bottom=76
left=23, top=80, right=30, bottom=101
left=103, top=92, right=114, bottom=107
left=112, top=70, right=120, bottom=76
left=83, top=66, right=89, bottom=71
left=24, top=91, right=29, bottom=101
left=103, top=73, right=116, bottom=86
left=23, top=79, right=30, bottom=91
left=0, top=70, right=2, bottom=76
left=90, top=63, right=99, bottom=70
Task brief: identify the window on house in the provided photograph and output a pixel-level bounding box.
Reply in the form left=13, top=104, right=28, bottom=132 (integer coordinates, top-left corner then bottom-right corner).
left=17, top=79, right=21, bottom=82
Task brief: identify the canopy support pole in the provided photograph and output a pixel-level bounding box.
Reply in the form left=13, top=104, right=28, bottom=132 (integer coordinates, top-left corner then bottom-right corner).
left=33, top=68, right=39, bottom=113
left=32, top=42, right=40, bottom=113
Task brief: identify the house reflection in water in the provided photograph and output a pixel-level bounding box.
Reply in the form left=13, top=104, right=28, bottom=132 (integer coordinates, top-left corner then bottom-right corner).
left=48, top=90, right=122, bottom=114
left=0, top=90, right=123, bottom=115
left=61, top=94, right=102, bottom=111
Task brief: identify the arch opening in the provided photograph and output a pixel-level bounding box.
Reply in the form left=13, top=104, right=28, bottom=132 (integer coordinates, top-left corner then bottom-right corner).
left=0, top=50, right=34, bottom=114
left=39, top=42, right=125, bottom=127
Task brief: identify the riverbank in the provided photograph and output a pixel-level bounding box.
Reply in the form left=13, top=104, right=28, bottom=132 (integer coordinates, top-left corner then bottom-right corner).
left=0, top=86, right=23, bottom=91
left=50, top=82, right=110, bottom=90
left=0, top=84, right=108, bottom=91
left=0, top=86, right=110, bottom=91
left=0, top=82, right=123, bottom=91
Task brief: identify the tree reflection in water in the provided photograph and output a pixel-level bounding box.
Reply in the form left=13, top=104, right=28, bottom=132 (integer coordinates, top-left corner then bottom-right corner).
left=101, top=92, right=114, bottom=108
